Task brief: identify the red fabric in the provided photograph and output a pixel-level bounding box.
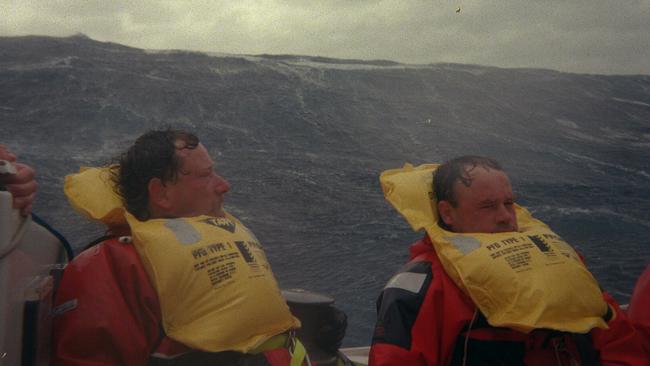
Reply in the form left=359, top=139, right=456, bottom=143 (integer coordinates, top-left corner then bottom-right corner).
left=629, top=265, right=650, bottom=322
left=263, top=348, right=293, bottom=365
left=628, top=265, right=650, bottom=357
left=52, top=238, right=162, bottom=365
left=591, top=293, right=648, bottom=366
left=51, top=237, right=308, bottom=366
left=369, top=236, right=648, bottom=366
left=369, top=237, right=482, bottom=366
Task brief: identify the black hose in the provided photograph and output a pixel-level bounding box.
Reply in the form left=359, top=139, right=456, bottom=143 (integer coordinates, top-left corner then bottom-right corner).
left=30, top=212, right=75, bottom=261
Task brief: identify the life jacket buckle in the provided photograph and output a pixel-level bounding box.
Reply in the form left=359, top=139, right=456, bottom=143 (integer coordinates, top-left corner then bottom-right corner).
left=285, top=329, right=297, bottom=351
left=550, top=335, right=580, bottom=366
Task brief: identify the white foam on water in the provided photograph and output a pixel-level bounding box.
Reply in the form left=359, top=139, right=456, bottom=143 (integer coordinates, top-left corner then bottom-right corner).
left=532, top=205, right=650, bottom=229
left=556, top=118, right=579, bottom=129
left=600, top=127, right=647, bottom=142
left=563, top=129, right=606, bottom=144
left=611, top=97, right=650, bottom=108
left=561, top=150, right=650, bottom=180
left=5, top=56, right=79, bottom=71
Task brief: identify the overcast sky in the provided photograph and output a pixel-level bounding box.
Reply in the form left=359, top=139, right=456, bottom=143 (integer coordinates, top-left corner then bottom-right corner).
left=2, top=0, right=649, bottom=75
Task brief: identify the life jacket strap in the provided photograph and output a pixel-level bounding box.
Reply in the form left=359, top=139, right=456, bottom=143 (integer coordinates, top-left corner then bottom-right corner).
left=251, top=330, right=310, bottom=366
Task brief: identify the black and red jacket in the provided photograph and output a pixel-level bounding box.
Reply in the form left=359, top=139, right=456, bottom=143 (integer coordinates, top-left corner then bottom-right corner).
left=369, top=236, right=647, bottom=366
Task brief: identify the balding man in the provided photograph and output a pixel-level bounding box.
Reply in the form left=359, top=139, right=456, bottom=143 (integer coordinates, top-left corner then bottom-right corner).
left=370, top=156, right=646, bottom=366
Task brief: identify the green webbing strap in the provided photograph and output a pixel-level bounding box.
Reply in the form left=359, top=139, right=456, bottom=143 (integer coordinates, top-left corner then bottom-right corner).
left=290, top=338, right=307, bottom=366
left=251, top=332, right=309, bottom=366
left=252, top=334, right=289, bottom=353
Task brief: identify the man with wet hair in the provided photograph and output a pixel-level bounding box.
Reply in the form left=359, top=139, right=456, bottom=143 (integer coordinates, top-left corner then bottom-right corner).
left=52, top=129, right=339, bottom=365
left=113, top=130, right=205, bottom=221
left=370, top=155, right=645, bottom=365
left=432, top=156, right=515, bottom=233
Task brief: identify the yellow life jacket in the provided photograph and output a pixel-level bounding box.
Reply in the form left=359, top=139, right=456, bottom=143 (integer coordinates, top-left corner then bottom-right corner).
left=64, top=167, right=300, bottom=352
left=126, top=212, right=300, bottom=352
left=63, top=166, right=127, bottom=227
left=380, top=163, right=609, bottom=334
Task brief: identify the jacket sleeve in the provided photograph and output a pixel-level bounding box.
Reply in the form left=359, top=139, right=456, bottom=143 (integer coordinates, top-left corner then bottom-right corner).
left=51, top=240, right=162, bottom=366
left=369, top=260, right=433, bottom=366
left=591, top=292, right=649, bottom=366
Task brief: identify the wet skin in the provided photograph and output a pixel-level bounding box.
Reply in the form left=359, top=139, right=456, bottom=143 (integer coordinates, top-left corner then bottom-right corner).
left=155, top=143, right=231, bottom=218
left=438, top=167, right=518, bottom=233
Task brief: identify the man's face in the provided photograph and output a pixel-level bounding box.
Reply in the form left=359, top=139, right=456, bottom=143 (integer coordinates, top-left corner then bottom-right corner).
left=439, top=167, right=518, bottom=233
left=162, top=143, right=230, bottom=218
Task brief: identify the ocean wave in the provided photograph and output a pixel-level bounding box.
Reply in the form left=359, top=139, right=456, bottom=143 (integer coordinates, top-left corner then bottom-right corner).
left=531, top=205, right=650, bottom=228
left=560, top=150, right=650, bottom=179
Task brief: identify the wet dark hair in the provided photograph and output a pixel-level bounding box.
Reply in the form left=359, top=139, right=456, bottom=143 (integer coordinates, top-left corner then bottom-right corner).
left=111, top=129, right=199, bottom=220
left=433, top=155, right=503, bottom=228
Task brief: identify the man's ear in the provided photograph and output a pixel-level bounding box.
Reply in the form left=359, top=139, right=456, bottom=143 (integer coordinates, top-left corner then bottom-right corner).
left=148, top=178, right=170, bottom=210
left=437, top=200, right=455, bottom=227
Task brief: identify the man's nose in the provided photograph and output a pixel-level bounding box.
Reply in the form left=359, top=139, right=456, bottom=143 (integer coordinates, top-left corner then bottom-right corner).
left=496, top=204, right=514, bottom=224
left=214, top=175, right=230, bottom=193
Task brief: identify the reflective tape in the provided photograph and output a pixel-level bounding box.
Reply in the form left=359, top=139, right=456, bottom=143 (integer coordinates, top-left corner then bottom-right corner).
left=384, top=272, right=427, bottom=294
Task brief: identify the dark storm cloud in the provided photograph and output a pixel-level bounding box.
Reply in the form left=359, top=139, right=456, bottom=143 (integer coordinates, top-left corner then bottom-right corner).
left=2, top=0, right=649, bottom=74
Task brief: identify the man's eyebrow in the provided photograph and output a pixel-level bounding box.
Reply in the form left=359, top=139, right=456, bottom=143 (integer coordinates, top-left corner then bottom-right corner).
left=478, top=195, right=516, bottom=206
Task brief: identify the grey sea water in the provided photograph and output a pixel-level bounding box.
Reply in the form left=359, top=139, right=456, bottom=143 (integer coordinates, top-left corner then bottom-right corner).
left=2, top=35, right=649, bottom=346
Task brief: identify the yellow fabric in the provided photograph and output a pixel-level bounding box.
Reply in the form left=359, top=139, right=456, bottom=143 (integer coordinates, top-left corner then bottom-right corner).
left=249, top=333, right=289, bottom=353
left=126, top=212, right=300, bottom=352
left=380, top=163, right=609, bottom=333
left=64, top=165, right=300, bottom=352
left=380, top=163, right=440, bottom=232
left=63, top=166, right=127, bottom=228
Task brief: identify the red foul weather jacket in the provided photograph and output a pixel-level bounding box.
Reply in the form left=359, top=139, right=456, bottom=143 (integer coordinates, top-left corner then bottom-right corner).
left=51, top=236, right=297, bottom=366
left=628, top=265, right=650, bottom=358
left=369, top=236, right=648, bottom=366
